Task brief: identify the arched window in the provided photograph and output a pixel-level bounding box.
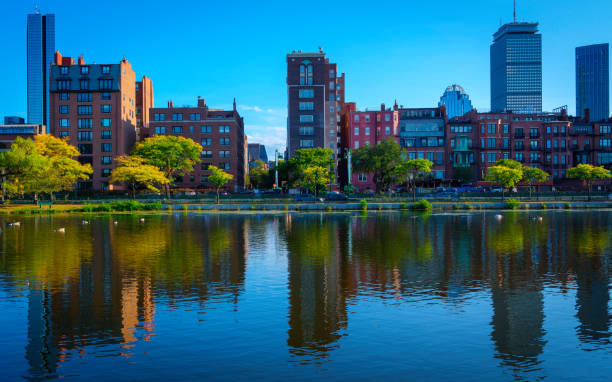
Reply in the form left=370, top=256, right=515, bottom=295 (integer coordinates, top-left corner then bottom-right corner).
left=299, top=60, right=313, bottom=85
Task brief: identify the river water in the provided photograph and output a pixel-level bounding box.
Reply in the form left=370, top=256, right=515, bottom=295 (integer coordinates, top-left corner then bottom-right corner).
left=0, top=211, right=611, bottom=381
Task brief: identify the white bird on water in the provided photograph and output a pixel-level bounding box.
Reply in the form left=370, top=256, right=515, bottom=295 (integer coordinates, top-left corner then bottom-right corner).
left=494, top=214, right=503, bottom=220
left=139, top=218, right=145, bottom=223
left=8, top=222, right=20, bottom=227
left=82, top=220, right=89, bottom=225
left=55, top=228, right=65, bottom=233
left=113, top=221, right=118, bottom=225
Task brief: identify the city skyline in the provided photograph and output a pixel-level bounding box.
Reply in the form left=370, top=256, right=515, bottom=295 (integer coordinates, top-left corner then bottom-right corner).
left=3, top=0, right=612, bottom=154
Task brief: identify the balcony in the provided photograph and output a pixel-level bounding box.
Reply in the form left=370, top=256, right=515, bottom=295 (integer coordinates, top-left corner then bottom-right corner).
left=529, top=134, right=541, bottom=139
left=514, top=133, right=525, bottom=139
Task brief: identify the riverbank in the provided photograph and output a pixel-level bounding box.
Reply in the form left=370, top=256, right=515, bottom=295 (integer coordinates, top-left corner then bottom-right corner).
left=1, top=200, right=611, bottom=214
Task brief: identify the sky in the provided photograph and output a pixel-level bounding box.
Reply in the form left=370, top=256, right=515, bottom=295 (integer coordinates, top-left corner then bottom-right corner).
left=2, top=0, right=612, bottom=156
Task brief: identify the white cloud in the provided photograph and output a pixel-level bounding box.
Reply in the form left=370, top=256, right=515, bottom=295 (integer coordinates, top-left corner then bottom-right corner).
left=239, top=105, right=286, bottom=117
left=245, top=125, right=286, bottom=156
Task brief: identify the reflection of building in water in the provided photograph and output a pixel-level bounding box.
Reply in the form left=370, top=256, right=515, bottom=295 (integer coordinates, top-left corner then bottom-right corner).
left=283, top=216, right=348, bottom=359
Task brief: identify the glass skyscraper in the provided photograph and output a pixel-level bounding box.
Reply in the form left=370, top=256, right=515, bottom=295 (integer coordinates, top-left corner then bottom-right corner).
left=490, top=22, right=541, bottom=114
left=576, top=43, right=609, bottom=122
left=438, top=84, right=473, bottom=120
left=27, top=12, right=55, bottom=129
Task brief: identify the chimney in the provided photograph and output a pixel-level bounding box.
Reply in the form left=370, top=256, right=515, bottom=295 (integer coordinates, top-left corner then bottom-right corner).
left=233, top=97, right=236, bottom=111
left=168, top=100, right=174, bottom=108
left=54, top=51, right=63, bottom=65
left=78, top=54, right=85, bottom=65
left=381, top=103, right=385, bottom=111
left=197, top=97, right=205, bottom=107
left=584, top=108, right=590, bottom=123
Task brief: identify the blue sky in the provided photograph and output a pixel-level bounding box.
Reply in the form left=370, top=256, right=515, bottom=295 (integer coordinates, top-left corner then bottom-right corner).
left=2, top=0, right=612, bottom=155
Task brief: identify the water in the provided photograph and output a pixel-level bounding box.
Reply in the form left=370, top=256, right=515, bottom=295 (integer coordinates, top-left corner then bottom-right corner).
left=0, top=210, right=611, bottom=381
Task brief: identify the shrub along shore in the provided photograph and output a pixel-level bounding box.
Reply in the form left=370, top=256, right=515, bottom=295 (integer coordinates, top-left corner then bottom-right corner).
left=1, top=199, right=611, bottom=215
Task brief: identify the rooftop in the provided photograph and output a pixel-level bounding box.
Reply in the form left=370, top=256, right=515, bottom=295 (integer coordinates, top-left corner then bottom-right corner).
left=493, top=22, right=539, bottom=42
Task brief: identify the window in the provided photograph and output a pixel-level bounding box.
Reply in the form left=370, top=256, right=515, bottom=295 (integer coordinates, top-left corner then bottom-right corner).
left=220, top=138, right=230, bottom=146
left=78, top=119, right=92, bottom=129
left=354, top=141, right=359, bottom=149
left=219, top=150, right=230, bottom=158
left=59, top=105, right=69, bottom=114
left=59, top=92, right=69, bottom=100
left=299, top=89, right=314, bottom=98
left=78, top=105, right=92, bottom=115
left=190, top=113, right=201, bottom=121
left=80, top=66, right=89, bottom=75
left=503, top=124, right=509, bottom=134
left=219, top=162, right=230, bottom=171
left=99, top=79, right=113, bottom=89
left=154, top=126, right=166, bottom=134
left=530, top=128, right=539, bottom=137
left=101, top=105, right=111, bottom=113
left=101, top=131, right=112, bottom=139
left=601, top=139, right=612, bottom=147
left=172, top=126, right=183, bottom=134
left=80, top=79, right=89, bottom=90
left=384, top=126, right=390, bottom=135
left=60, top=118, right=70, bottom=127
left=598, top=153, right=612, bottom=165
left=300, top=139, right=314, bottom=148
left=385, top=114, right=391, bottom=122
left=515, top=152, right=524, bottom=162
left=365, top=115, right=370, bottom=122
left=101, top=169, right=111, bottom=178
left=57, top=80, right=71, bottom=90
left=530, top=152, right=540, bottom=162
left=330, top=82, right=335, bottom=90
left=201, top=138, right=212, bottom=146
left=78, top=131, right=92, bottom=141
left=488, top=138, right=496, bottom=148
left=101, top=118, right=112, bottom=127
left=366, top=127, right=371, bottom=136
left=299, top=62, right=313, bottom=85
left=102, top=156, right=112, bottom=165
left=59, top=131, right=69, bottom=138
left=299, top=127, right=314, bottom=135
left=101, top=92, right=111, bottom=100
left=201, top=150, right=213, bottom=159
left=300, top=115, right=313, bottom=123
left=354, top=115, right=359, bottom=122
left=219, top=125, right=230, bottom=133
left=189, top=126, right=194, bottom=134
left=503, top=138, right=509, bottom=149
left=77, top=93, right=92, bottom=102
left=299, top=102, right=314, bottom=110
left=530, top=140, right=539, bottom=149
left=101, top=143, right=112, bottom=152
left=488, top=153, right=496, bottom=163
left=358, top=173, right=367, bottom=182
left=480, top=124, right=485, bottom=134
left=201, top=163, right=211, bottom=171
left=60, top=66, right=69, bottom=75
left=601, top=125, right=611, bottom=134
left=354, top=127, right=359, bottom=135
left=201, top=125, right=212, bottom=134
left=329, top=70, right=335, bottom=78
left=480, top=138, right=485, bottom=148
left=78, top=144, right=92, bottom=155
left=546, top=140, right=551, bottom=149
left=546, top=126, right=551, bottom=134
left=329, top=129, right=335, bottom=136
left=101, top=65, right=111, bottom=74
left=172, top=113, right=183, bottom=121
left=487, top=124, right=496, bottom=134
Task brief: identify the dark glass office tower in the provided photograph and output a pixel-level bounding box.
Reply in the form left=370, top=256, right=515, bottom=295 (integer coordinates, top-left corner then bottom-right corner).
left=27, top=11, right=55, bottom=129
left=491, top=22, right=542, bottom=114
left=576, top=43, right=609, bottom=122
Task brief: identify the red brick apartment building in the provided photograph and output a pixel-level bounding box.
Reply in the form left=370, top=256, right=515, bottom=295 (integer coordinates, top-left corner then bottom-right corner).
left=49, top=52, right=150, bottom=191
left=142, top=98, right=247, bottom=191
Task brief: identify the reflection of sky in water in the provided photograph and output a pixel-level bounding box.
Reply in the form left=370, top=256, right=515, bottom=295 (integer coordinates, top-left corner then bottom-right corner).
left=0, top=211, right=610, bottom=381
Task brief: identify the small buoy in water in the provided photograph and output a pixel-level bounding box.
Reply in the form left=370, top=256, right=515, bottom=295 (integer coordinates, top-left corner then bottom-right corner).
left=494, top=214, right=503, bottom=220
left=538, top=216, right=543, bottom=221
left=55, top=228, right=65, bottom=233
left=82, top=220, right=89, bottom=225
left=139, top=218, right=145, bottom=223
left=113, top=221, right=118, bottom=225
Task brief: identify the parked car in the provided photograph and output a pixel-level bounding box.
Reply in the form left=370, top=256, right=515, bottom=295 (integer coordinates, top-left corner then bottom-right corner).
left=293, top=194, right=323, bottom=202
left=324, top=191, right=348, bottom=201
left=490, top=187, right=504, bottom=193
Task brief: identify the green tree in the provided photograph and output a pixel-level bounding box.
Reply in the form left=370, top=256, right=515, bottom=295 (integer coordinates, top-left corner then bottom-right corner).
left=298, top=165, right=331, bottom=198
left=485, top=165, right=523, bottom=200
left=566, top=164, right=612, bottom=200
left=494, top=158, right=523, bottom=170
left=521, top=166, right=550, bottom=199
left=0, top=137, right=47, bottom=200
left=395, top=158, right=433, bottom=201
left=352, top=138, right=403, bottom=193
left=289, top=148, right=334, bottom=189
left=132, top=135, right=202, bottom=196
left=208, top=165, right=234, bottom=203
left=111, top=156, right=170, bottom=198
left=249, top=160, right=271, bottom=189
left=453, top=166, right=475, bottom=184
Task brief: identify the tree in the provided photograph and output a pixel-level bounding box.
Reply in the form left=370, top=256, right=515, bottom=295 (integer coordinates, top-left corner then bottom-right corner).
left=32, top=135, right=93, bottom=199
left=249, top=160, right=271, bottom=189
left=566, top=164, right=612, bottom=201
left=522, top=166, right=550, bottom=199
left=289, top=148, right=335, bottom=189
left=111, top=156, right=170, bottom=198
left=494, top=159, right=523, bottom=170
left=395, top=158, right=433, bottom=201
left=0, top=138, right=47, bottom=200
left=208, top=165, right=234, bottom=204
left=453, top=166, right=475, bottom=184
left=132, top=135, right=202, bottom=197
left=298, top=166, right=331, bottom=198
left=352, top=138, right=403, bottom=193
left=485, top=165, right=523, bottom=200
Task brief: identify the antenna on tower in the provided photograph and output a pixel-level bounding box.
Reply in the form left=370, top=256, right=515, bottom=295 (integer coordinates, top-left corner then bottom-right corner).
left=35, top=4, right=40, bottom=14
left=513, top=0, right=516, bottom=23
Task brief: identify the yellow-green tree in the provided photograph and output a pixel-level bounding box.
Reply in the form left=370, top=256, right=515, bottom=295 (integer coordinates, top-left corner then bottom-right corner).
left=395, top=158, right=433, bottom=201
left=208, top=165, right=234, bottom=203
left=566, top=164, right=612, bottom=200
left=132, top=135, right=203, bottom=196
left=352, top=138, right=403, bottom=193
left=0, top=137, right=47, bottom=199
left=485, top=165, right=523, bottom=200
left=522, top=166, right=550, bottom=199
left=298, top=165, right=331, bottom=198
left=111, top=156, right=170, bottom=198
